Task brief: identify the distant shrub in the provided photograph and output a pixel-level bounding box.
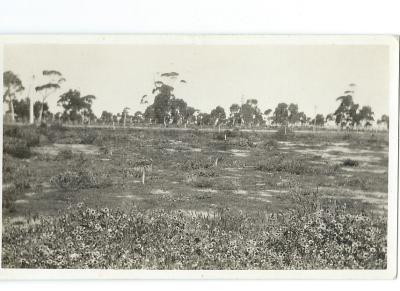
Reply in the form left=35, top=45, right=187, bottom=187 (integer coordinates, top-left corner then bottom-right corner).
left=228, top=137, right=255, bottom=148
left=4, top=126, right=40, bottom=147
left=215, top=179, right=239, bottom=191
left=192, top=168, right=218, bottom=178
left=50, top=169, right=100, bottom=191
left=256, top=155, right=309, bottom=175
left=273, top=126, right=295, bottom=140
left=181, top=158, right=214, bottom=171
left=46, top=123, right=68, bottom=142
left=80, top=130, right=99, bottom=145
left=342, top=133, right=352, bottom=140
left=56, top=149, right=74, bottom=160
left=342, top=159, right=360, bottom=167
left=225, top=128, right=240, bottom=138
left=213, top=132, right=226, bottom=141
left=2, top=184, right=18, bottom=213
left=191, top=177, right=215, bottom=188
left=3, top=138, right=31, bottom=159
left=49, top=123, right=67, bottom=132
left=339, top=176, right=371, bottom=190
left=320, top=164, right=341, bottom=175
left=259, top=139, right=279, bottom=150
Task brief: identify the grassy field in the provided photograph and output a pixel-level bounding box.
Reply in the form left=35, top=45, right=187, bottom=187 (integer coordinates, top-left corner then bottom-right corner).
left=2, top=124, right=388, bottom=269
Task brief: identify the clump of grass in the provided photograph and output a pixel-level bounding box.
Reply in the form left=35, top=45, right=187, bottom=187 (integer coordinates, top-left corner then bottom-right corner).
left=56, top=149, right=74, bottom=160
left=80, top=130, right=99, bottom=145
left=185, top=167, right=218, bottom=188
left=258, top=139, right=279, bottom=150
left=338, top=176, right=371, bottom=191
left=342, top=159, right=360, bottom=167
left=215, top=179, right=239, bottom=191
left=181, top=158, right=214, bottom=171
left=191, top=177, right=215, bottom=188
left=50, top=169, right=100, bottom=191
left=256, top=155, right=309, bottom=175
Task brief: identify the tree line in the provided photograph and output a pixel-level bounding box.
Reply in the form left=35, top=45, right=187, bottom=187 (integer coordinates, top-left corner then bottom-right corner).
left=3, top=70, right=389, bottom=130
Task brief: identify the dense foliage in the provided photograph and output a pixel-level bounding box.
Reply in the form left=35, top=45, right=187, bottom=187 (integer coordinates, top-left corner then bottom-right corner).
left=2, top=194, right=386, bottom=269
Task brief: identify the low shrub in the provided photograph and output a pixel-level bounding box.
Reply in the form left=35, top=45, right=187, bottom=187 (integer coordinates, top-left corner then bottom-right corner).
left=80, top=130, right=99, bottom=145
left=4, top=126, right=41, bottom=147
left=225, top=128, right=240, bottom=138
left=50, top=169, right=100, bottom=191
left=213, top=132, right=226, bottom=141
left=259, top=139, right=279, bottom=150
left=56, top=149, right=74, bottom=160
left=192, top=167, right=219, bottom=178
left=342, top=159, right=360, bottom=167
left=256, top=155, right=309, bottom=175
left=228, top=137, right=255, bottom=148
left=181, top=158, right=214, bottom=171
left=338, top=176, right=371, bottom=190
left=2, top=184, right=18, bottom=213
left=191, top=177, right=215, bottom=188
left=3, top=138, right=31, bottom=159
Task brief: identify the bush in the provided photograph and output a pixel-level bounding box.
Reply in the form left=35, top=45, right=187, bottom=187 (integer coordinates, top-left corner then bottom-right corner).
left=342, top=159, right=360, bottom=167
left=46, top=123, right=68, bottom=142
left=256, top=155, right=309, bottom=175
left=192, top=168, right=218, bottom=177
left=2, top=184, right=18, bottom=213
left=259, top=139, right=279, bottom=150
left=50, top=169, right=100, bottom=191
left=191, top=177, right=215, bottom=188
left=213, top=132, right=226, bottom=141
left=80, top=130, right=99, bottom=145
left=4, top=126, right=40, bottom=147
left=56, top=149, right=74, bottom=160
left=181, top=158, right=214, bottom=171
left=228, top=137, right=255, bottom=148
left=3, top=138, right=31, bottom=159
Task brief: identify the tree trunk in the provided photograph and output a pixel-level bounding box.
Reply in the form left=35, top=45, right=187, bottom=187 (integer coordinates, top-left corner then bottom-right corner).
left=142, top=169, right=145, bottom=185
left=9, top=98, right=15, bottom=123
left=29, top=97, right=34, bottom=124
left=38, top=102, right=44, bottom=124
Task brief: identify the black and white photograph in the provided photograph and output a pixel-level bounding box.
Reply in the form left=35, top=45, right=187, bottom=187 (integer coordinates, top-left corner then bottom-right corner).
left=0, top=35, right=398, bottom=279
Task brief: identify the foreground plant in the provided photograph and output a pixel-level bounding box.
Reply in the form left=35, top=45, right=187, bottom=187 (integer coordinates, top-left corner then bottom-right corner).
left=2, top=195, right=386, bottom=270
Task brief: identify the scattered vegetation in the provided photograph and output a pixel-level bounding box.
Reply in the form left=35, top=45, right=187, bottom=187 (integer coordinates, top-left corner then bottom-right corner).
left=2, top=125, right=388, bottom=270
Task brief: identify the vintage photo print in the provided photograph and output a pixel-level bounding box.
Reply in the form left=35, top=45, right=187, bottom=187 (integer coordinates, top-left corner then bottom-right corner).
left=0, top=35, right=398, bottom=279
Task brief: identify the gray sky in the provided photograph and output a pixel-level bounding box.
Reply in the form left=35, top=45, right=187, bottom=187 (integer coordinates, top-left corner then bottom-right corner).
left=4, top=44, right=389, bottom=118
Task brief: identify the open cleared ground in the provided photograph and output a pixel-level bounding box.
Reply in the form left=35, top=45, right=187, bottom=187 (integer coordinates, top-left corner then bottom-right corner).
left=2, top=125, right=388, bottom=269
